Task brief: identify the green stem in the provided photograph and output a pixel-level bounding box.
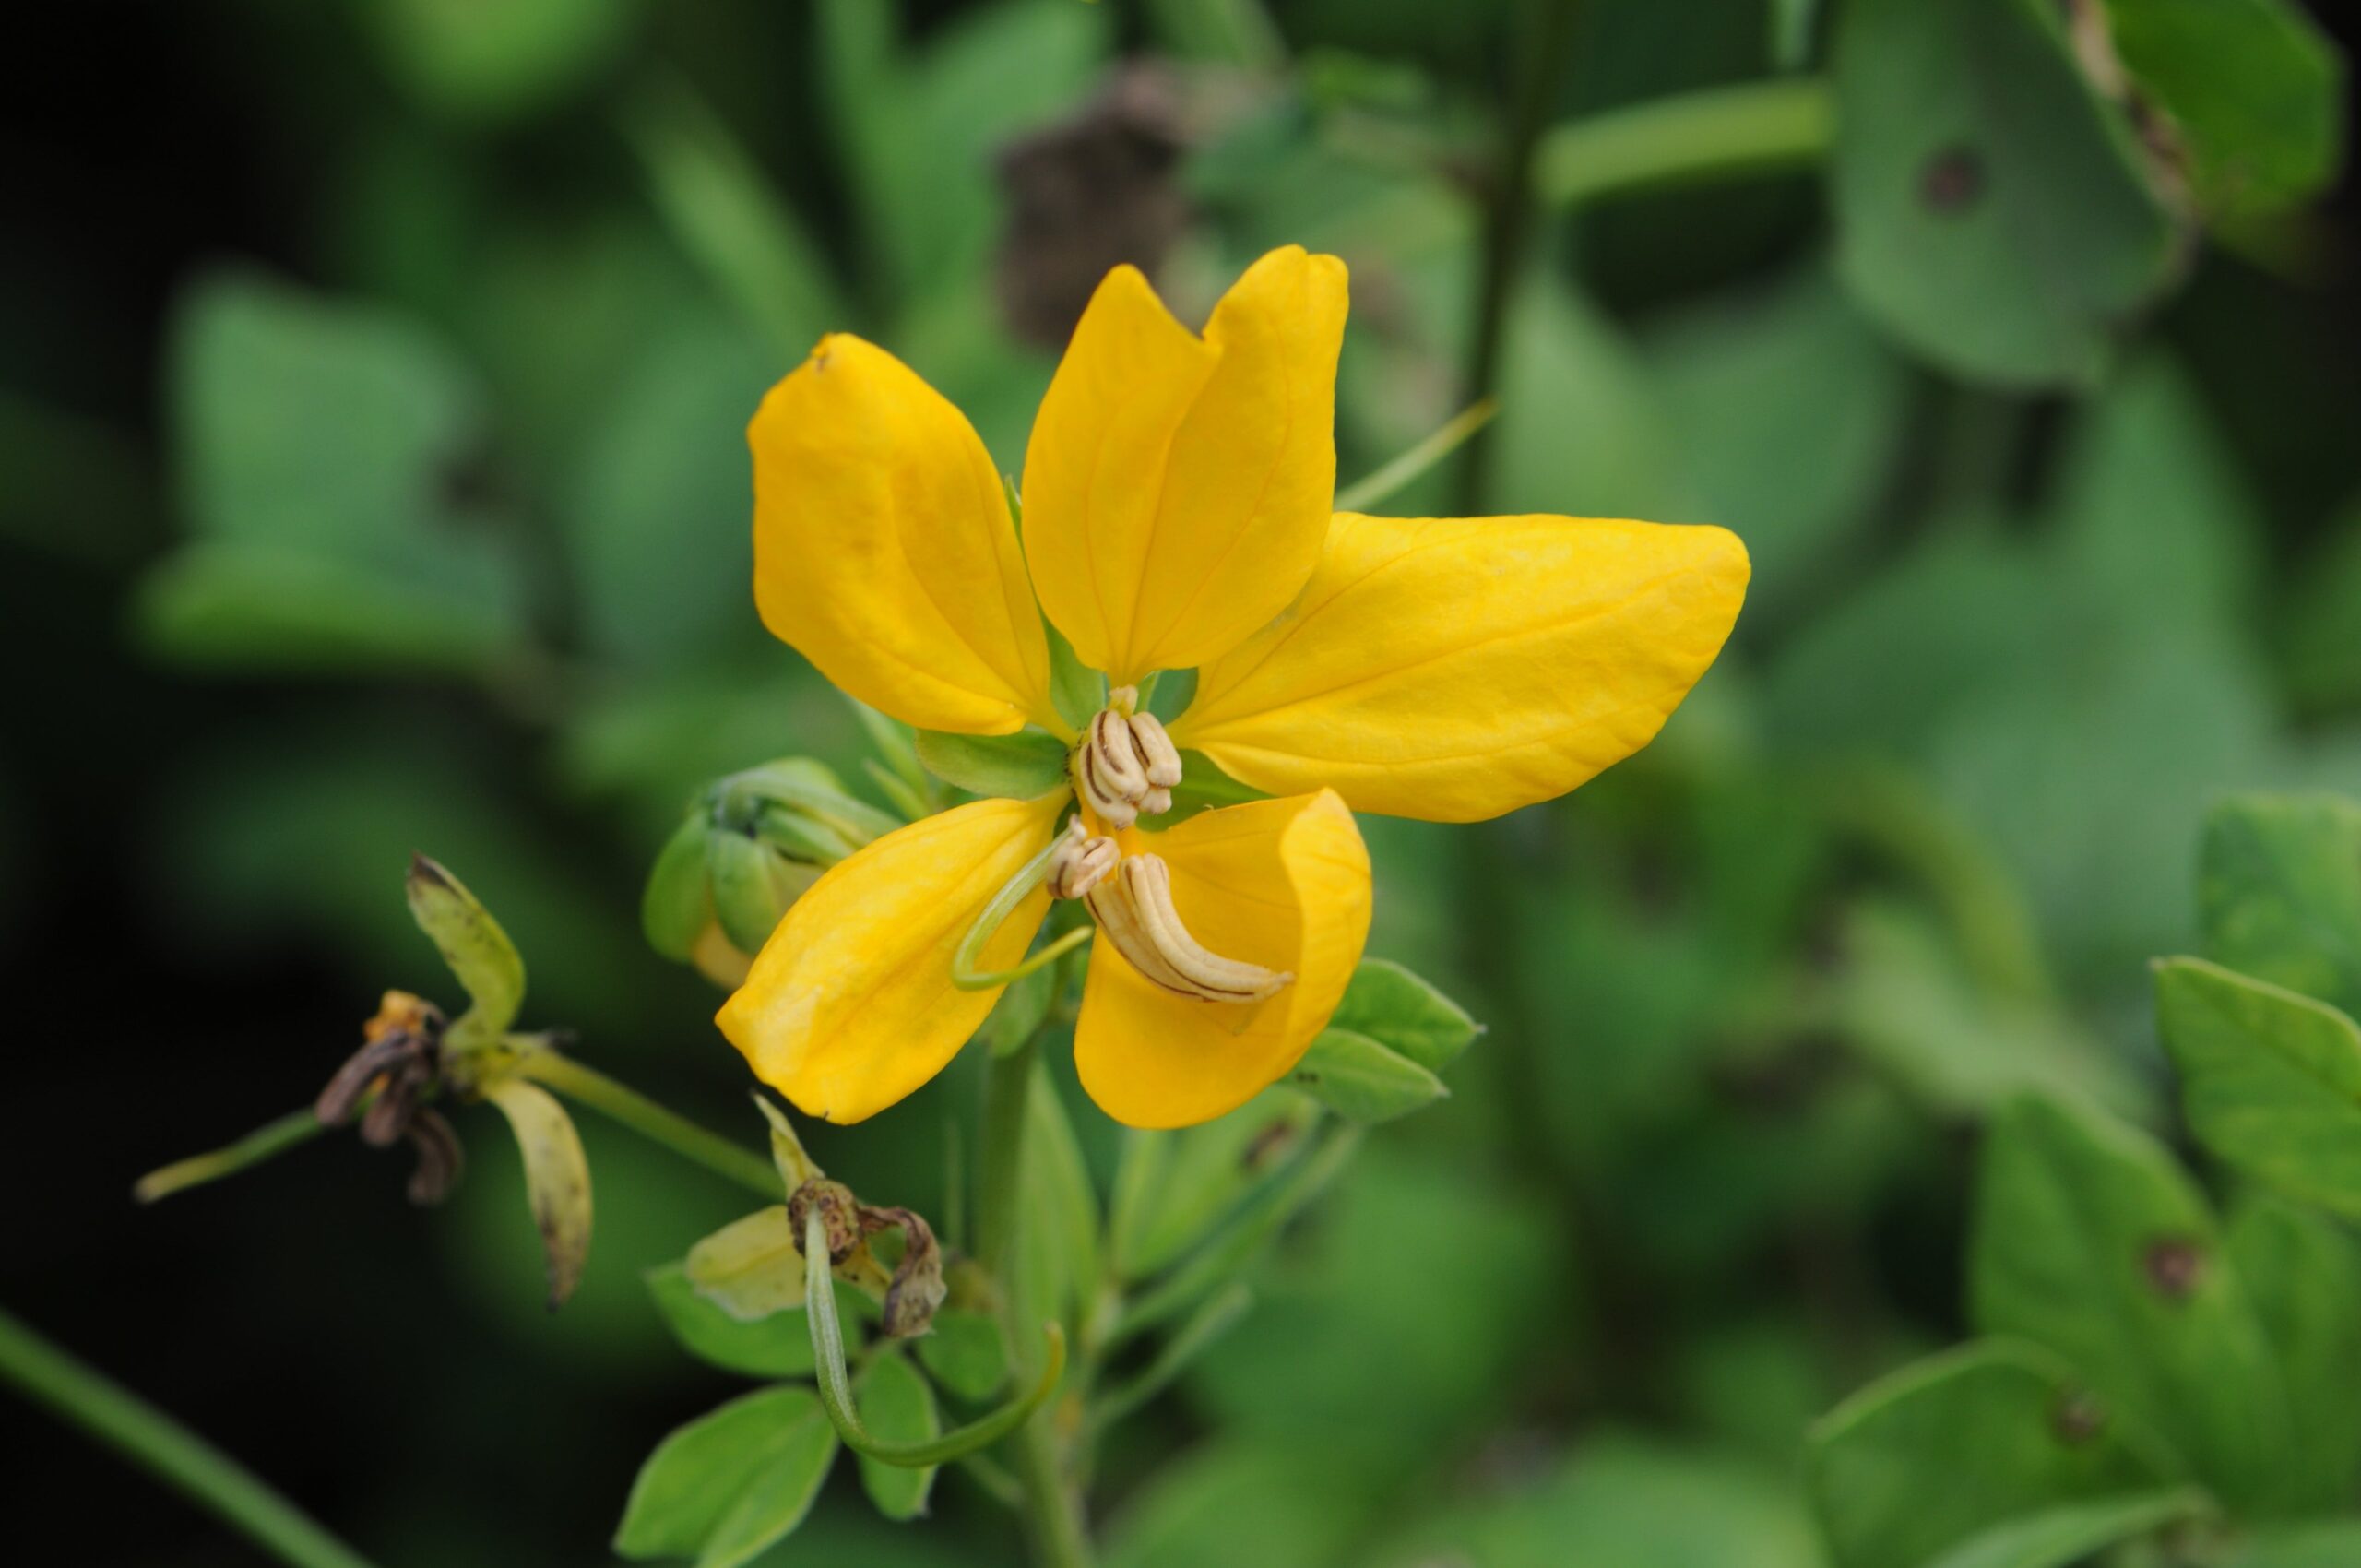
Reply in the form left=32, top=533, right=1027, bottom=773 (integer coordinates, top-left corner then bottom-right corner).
left=518, top=1053, right=778, bottom=1199
left=975, top=1040, right=1095, bottom=1568
left=0, top=1305, right=380, bottom=1568
left=134, top=1109, right=325, bottom=1204
left=1530, top=77, right=1834, bottom=209
left=1333, top=398, right=1498, bottom=515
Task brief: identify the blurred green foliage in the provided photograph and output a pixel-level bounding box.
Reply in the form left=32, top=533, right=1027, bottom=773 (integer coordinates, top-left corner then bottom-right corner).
left=5, top=0, right=2360, bottom=1563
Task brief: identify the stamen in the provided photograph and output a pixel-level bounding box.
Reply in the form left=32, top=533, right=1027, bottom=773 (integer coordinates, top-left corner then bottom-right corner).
left=1085, top=853, right=1292, bottom=1004
left=1073, top=699, right=1184, bottom=827
left=1046, top=818, right=1119, bottom=899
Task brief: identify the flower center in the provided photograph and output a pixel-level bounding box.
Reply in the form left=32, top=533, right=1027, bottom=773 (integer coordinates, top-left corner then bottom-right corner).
left=1043, top=818, right=1292, bottom=1004
left=1071, top=686, right=1181, bottom=831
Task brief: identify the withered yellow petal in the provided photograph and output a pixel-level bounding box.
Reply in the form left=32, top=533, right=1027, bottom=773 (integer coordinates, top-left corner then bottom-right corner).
left=1022, top=247, right=1347, bottom=685
left=751, top=334, right=1054, bottom=735
left=717, top=795, right=1064, bottom=1123
left=1172, top=512, right=1749, bottom=823
left=1074, top=791, right=1370, bottom=1129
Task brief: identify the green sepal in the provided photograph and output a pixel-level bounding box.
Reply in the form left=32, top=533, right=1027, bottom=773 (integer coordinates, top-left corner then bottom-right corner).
left=405, top=855, right=526, bottom=1042
left=642, top=814, right=713, bottom=961
left=913, top=728, right=1072, bottom=800
left=1287, top=1028, right=1449, bottom=1124
left=706, top=830, right=789, bottom=956
left=482, top=1077, right=591, bottom=1311
left=1045, top=617, right=1105, bottom=732
left=1328, top=958, right=1481, bottom=1072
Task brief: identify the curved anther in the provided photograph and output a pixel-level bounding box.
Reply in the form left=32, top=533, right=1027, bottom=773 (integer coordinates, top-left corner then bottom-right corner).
left=1074, top=702, right=1185, bottom=828
left=1085, top=853, right=1292, bottom=1004
left=1046, top=818, right=1120, bottom=900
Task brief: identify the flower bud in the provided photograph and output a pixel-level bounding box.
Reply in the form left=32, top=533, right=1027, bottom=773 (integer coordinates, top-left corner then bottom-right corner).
left=640, top=759, right=900, bottom=983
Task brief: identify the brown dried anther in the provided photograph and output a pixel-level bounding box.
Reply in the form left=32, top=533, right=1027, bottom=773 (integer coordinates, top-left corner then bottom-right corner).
left=316, top=990, right=461, bottom=1197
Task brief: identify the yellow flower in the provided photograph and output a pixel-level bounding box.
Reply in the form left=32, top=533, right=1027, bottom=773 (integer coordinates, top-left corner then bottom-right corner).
left=716, top=246, right=1748, bottom=1129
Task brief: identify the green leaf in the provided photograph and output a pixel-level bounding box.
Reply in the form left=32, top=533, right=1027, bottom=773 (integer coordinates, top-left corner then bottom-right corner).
left=1924, top=1490, right=2209, bottom=1568
left=613, top=1385, right=837, bottom=1565
left=135, top=542, right=517, bottom=677
left=620, top=74, right=842, bottom=358
left=1109, top=1090, right=1321, bottom=1281
left=2234, top=1522, right=2361, bottom=1568
left=912, top=729, right=1071, bottom=800
left=1287, top=1028, right=1449, bottom=1124
left=1490, top=270, right=1678, bottom=517
left=1016, top=1064, right=1101, bottom=1339
left=1327, top=959, right=1481, bottom=1072
left=406, top=856, right=526, bottom=1041
left=482, top=1077, right=591, bottom=1310
left=642, top=814, right=712, bottom=962
left=1805, top=1340, right=2176, bottom=1568
left=366, top=0, right=632, bottom=122
left=855, top=1351, right=941, bottom=1521
left=685, top=1206, right=809, bottom=1322
left=2226, top=1195, right=2361, bottom=1513
left=2282, top=503, right=2361, bottom=714
left=2102, top=0, right=2345, bottom=215
left=2200, top=792, right=2361, bottom=1020
left=914, top=1309, right=1007, bottom=1403
left=646, top=1263, right=816, bottom=1379
left=2156, top=957, right=2361, bottom=1217
left=1970, top=1093, right=2291, bottom=1508
left=1831, top=0, right=2181, bottom=386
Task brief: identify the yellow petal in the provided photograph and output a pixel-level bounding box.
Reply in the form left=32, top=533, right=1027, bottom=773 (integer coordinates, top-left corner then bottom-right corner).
left=1022, top=247, right=1347, bottom=685
left=1074, top=791, right=1370, bottom=1129
left=717, top=795, right=1064, bottom=1123
left=751, top=334, right=1055, bottom=735
left=1171, top=512, right=1749, bottom=823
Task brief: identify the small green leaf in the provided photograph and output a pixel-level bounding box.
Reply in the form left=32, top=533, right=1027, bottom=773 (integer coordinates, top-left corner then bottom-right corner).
left=685, top=1207, right=808, bottom=1322
left=983, top=966, right=1057, bottom=1058
left=1971, top=1093, right=2291, bottom=1508
left=2157, top=956, right=2361, bottom=1216
left=482, top=1077, right=590, bottom=1310
left=642, top=814, right=712, bottom=961
left=855, top=1350, right=941, bottom=1520
left=751, top=1096, right=822, bottom=1192
left=646, top=1263, right=816, bottom=1379
left=2226, top=1195, right=2361, bottom=1513
left=914, top=729, right=1071, bottom=800
left=1923, top=1490, right=2209, bottom=1568
left=1805, top=1340, right=2175, bottom=1568
left=406, top=855, right=525, bottom=1040
left=2103, top=0, right=2344, bottom=215
left=2200, top=792, right=2361, bottom=1020
left=613, top=1385, right=838, bottom=1565
left=1831, top=0, right=2181, bottom=386
left=1287, top=1028, right=1449, bottom=1124
left=915, top=1309, right=1008, bottom=1402
left=1327, top=959, right=1480, bottom=1072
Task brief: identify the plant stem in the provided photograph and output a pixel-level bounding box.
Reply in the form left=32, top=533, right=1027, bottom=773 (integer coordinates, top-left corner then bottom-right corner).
left=134, top=1108, right=325, bottom=1203
left=1529, top=76, right=1833, bottom=210
left=0, top=1305, right=380, bottom=1568
left=975, top=1039, right=1095, bottom=1568
left=1456, top=0, right=1586, bottom=516
left=518, top=1053, right=778, bottom=1199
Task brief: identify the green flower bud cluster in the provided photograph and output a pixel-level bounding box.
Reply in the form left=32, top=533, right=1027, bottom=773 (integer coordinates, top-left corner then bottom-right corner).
left=642, top=760, right=901, bottom=985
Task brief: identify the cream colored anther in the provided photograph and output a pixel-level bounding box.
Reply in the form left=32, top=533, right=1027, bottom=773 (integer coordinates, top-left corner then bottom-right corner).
left=1085, top=853, right=1292, bottom=1004
left=1045, top=818, right=1119, bottom=900
left=1071, top=688, right=1185, bottom=828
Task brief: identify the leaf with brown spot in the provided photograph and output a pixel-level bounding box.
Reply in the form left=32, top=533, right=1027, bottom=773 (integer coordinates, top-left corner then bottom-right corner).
left=484, top=1076, right=591, bottom=1310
